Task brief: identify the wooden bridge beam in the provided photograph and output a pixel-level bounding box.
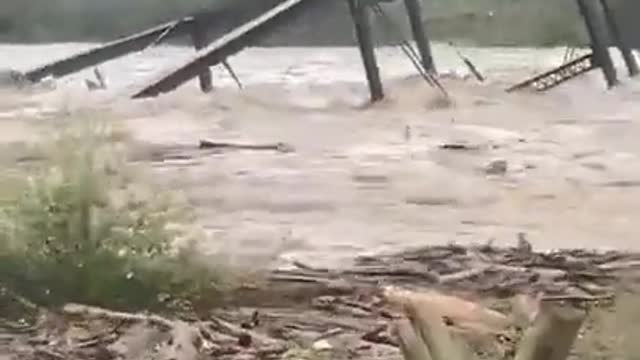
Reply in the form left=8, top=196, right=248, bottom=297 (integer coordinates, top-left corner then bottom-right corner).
left=132, top=0, right=319, bottom=99
left=24, top=19, right=195, bottom=83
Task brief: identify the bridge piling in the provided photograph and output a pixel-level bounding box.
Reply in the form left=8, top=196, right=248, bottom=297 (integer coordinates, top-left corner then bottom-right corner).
left=402, top=0, right=435, bottom=73
left=599, top=0, right=639, bottom=77
left=347, top=0, right=384, bottom=102
left=190, top=16, right=214, bottom=93
left=576, top=0, right=618, bottom=88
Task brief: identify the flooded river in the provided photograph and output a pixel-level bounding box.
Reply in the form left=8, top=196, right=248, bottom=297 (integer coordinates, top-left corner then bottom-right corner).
left=1, top=43, right=640, bottom=269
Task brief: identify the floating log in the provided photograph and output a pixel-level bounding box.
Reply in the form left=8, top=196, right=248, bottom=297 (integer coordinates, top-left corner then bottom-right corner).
left=198, top=139, right=294, bottom=152
left=24, top=18, right=196, bottom=83
left=132, top=0, right=320, bottom=99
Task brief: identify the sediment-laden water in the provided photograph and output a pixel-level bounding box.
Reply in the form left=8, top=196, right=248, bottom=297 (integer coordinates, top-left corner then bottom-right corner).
left=1, top=43, right=640, bottom=269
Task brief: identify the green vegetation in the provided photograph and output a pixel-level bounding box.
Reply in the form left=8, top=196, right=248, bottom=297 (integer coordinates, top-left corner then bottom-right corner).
left=422, top=0, right=588, bottom=46
left=0, top=0, right=218, bottom=42
left=0, top=0, right=603, bottom=47
left=0, top=116, right=236, bottom=312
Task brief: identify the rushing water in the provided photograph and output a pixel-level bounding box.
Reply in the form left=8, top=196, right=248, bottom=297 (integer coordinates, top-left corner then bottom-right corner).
left=2, top=43, right=640, bottom=268
left=0, top=43, right=603, bottom=91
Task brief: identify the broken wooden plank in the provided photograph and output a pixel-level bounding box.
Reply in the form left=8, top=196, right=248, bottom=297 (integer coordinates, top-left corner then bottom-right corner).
left=132, top=0, right=320, bottom=99
left=24, top=18, right=195, bottom=83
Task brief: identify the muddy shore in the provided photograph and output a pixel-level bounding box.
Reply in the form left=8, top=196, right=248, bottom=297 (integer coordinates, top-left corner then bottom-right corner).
left=2, top=243, right=639, bottom=360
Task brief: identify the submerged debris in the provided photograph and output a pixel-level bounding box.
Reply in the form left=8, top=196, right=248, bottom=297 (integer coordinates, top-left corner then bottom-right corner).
left=439, top=143, right=481, bottom=151
left=0, top=69, right=31, bottom=89
left=485, top=159, right=508, bottom=175
left=85, top=68, right=107, bottom=91
left=199, top=140, right=294, bottom=153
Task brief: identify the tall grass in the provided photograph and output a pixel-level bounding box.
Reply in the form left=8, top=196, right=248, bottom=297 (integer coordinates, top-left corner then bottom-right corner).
left=0, top=0, right=217, bottom=42
left=0, top=0, right=611, bottom=47
left=423, top=0, right=588, bottom=46
left=0, top=118, right=233, bottom=312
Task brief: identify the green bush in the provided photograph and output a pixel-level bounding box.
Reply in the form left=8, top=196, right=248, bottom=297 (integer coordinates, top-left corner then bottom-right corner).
left=0, top=118, right=232, bottom=312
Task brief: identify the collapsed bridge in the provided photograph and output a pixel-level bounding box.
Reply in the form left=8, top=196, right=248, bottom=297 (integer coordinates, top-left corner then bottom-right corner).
left=19, top=0, right=640, bottom=102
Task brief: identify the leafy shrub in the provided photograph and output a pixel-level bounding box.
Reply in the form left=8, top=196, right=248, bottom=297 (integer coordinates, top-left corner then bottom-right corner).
left=0, top=118, right=232, bottom=312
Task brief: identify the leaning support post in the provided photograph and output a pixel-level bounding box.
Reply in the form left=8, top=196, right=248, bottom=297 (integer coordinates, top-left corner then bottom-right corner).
left=402, top=301, right=465, bottom=360
left=599, top=0, right=639, bottom=77
left=347, top=0, right=384, bottom=102
left=132, top=0, right=319, bottom=99
left=576, top=0, right=618, bottom=88
left=24, top=18, right=195, bottom=83
left=190, top=16, right=213, bottom=93
left=514, top=302, right=586, bottom=360
left=402, top=0, right=435, bottom=73
left=393, top=319, right=433, bottom=360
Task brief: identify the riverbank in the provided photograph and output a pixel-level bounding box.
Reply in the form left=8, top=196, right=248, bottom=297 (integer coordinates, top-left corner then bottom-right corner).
left=2, top=242, right=640, bottom=360
left=0, top=0, right=591, bottom=47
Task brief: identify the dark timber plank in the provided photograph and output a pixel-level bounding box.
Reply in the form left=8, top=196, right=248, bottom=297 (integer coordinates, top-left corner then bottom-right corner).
left=24, top=18, right=195, bottom=83
left=132, top=0, right=319, bottom=99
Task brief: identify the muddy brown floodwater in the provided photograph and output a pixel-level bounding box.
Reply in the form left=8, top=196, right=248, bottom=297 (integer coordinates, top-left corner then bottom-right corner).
left=1, top=43, right=640, bottom=270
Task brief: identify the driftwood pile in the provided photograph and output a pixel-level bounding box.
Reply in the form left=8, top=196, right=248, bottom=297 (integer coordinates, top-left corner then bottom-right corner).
left=1, top=243, right=639, bottom=360
left=270, top=239, right=640, bottom=300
